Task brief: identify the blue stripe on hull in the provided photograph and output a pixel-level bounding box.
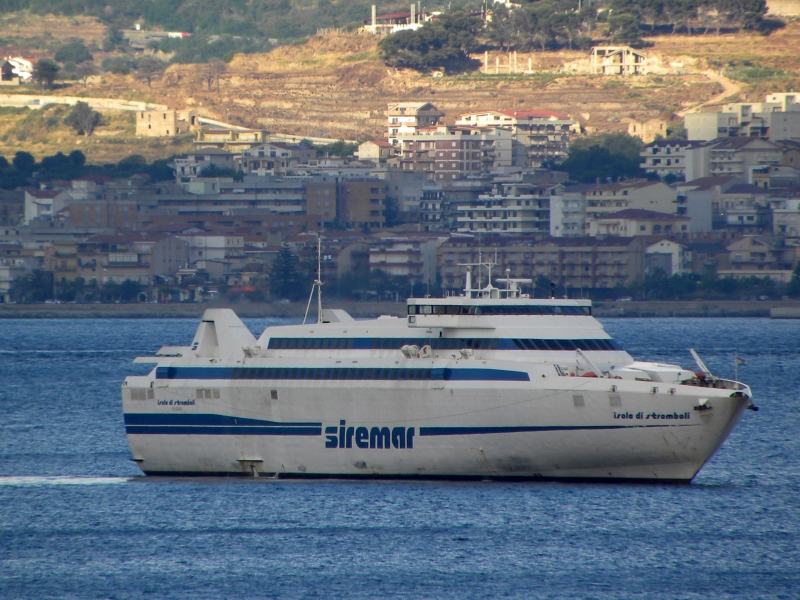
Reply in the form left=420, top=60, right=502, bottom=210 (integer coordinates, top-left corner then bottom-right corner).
left=126, top=425, right=322, bottom=436
left=419, top=424, right=698, bottom=436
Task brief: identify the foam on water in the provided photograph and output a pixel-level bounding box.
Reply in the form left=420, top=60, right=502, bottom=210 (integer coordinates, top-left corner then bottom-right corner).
left=0, top=476, right=132, bottom=486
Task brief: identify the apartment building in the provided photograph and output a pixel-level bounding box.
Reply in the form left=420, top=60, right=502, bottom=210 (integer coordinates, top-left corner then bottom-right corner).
left=75, top=233, right=189, bottom=285
left=686, top=93, right=800, bottom=142
left=368, top=234, right=447, bottom=284
left=588, top=208, right=690, bottom=237
left=455, top=182, right=559, bottom=234
left=720, top=235, right=796, bottom=282
left=437, top=235, right=646, bottom=293
left=338, top=179, right=386, bottom=229
left=455, top=109, right=574, bottom=166
left=674, top=175, right=742, bottom=232
left=397, top=125, right=513, bottom=182
left=707, top=137, right=783, bottom=181
left=386, top=102, right=444, bottom=146
left=640, top=139, right=707, bottom=178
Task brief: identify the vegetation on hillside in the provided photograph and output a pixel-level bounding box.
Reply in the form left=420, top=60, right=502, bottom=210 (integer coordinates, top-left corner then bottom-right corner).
left=378, top=0, right=777, bottom=71
left=0, top=148, right=175, bottom=189
left=0, top=1, right=474, bottom=53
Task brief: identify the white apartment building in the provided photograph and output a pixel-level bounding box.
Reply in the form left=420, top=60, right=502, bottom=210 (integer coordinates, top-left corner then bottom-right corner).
left=456, top=183, right=560, bottom=234
left=385, top=102, right=444, bottom=146
left=455, top=109, right=575, bottom=166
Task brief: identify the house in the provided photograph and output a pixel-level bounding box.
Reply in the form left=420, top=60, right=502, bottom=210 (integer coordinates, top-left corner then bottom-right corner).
left=675, top=176, right=742, bottom=232
left=646, top=239, right=691, bottom=276
left=136, top=110, right=198, bottom=137
left=23, top=189, right=72, bottom=224
left=455, top=109, right=575, bottom=166
left=357, top=140, right=393, bottom=161
left=0, top=60, right=19, bottom=85
left=241, top=143, right=303, bottom=175
left=3, top=57, right=36, bottom=82
left=385, top=102, right=444, bottom=146
left=193, top=127, right=270, bottom=152
left=720, top=236, right=795, bottom=282
left=588, top=208, right=690, bottom=237
left=590, top=46, right=648, bottom=75
left=628, top=119, right=668, bottom=144
left=718, top=183, right=774, bottom=234
left=684, top=241, right=731, bottom=275
left=173, top=149, right=238, bottom=180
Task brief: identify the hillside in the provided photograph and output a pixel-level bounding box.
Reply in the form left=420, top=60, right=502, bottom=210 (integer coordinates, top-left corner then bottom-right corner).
left=74, top=20, right=800, bottom=138
left=1, top=18, right=800, bottom=164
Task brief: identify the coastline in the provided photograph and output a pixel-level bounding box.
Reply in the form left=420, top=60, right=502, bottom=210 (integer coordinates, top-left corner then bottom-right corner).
left=1, top=299, right=799, bottom=319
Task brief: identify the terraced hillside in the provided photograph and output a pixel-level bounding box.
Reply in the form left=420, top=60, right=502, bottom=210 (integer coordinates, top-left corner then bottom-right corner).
left=2, top=17, right=800, bottom=163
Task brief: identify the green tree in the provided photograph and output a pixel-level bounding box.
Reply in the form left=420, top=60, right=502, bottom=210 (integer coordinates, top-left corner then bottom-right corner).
left=269, top=246, right=305, bottom=301
left=606, top=13, right=644, bottom=45
left=10, top=270, right=54, bottom=303
left=32, top=58, right=59, bottom=89
left=378, top=11, right=482, bottom=73
left=561, top=145, right=645, bottom=183
left=54, top=40, right=93, bottom=64
left=64, top=102, right=105, bottom=136
left=12, top=151, right=35, bottom=172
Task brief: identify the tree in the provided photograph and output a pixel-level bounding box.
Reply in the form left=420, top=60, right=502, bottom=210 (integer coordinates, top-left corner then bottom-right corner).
left=75, top=62, right=98, bottom=86
left=561, top=145, right=645, bottom=183
left=54, top=40, right=93, bottom=64
left=13, top=151, right=35, bottom=172
left=32, top=58, right=59, bottom=89
left=378, top=11, right=482, bottom=73
left=200, top=58, right=226, bottom=92
left=10, top=270, right=54, bottom=303
left=69, top=150, right=86, bottom=167
left=606, top=13, right=644, bottom=45
left=269, top=246, right=305, bottom=301
left=64, top=101, right=105, bottom=136
left=136, top=57, right=166, bottom=87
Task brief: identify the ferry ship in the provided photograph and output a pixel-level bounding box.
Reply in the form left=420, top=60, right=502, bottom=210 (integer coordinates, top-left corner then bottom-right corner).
left=122, top=261, right=756, bottom=482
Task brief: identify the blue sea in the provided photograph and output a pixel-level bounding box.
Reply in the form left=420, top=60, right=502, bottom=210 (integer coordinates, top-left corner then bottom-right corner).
left=0, top=317, right=798, bottom=599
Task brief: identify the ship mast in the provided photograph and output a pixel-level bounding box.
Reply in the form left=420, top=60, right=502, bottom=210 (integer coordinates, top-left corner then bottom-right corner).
left=302, top=233, right=323, bottom=325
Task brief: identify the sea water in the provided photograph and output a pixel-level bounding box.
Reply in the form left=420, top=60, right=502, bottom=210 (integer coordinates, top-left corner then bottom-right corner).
left=0, top=317, right=798, bottom=599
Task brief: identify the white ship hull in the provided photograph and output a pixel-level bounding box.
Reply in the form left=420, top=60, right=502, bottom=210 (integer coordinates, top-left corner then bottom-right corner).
left=124, top=359, right=749, bottom=482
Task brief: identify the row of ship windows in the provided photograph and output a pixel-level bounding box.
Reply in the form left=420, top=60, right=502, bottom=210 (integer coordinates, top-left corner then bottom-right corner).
left=232, top=367, right=438, bottom=381
left=267, top=338, right=622, bottom=352
left=407, top=305, right=591, bottom=316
